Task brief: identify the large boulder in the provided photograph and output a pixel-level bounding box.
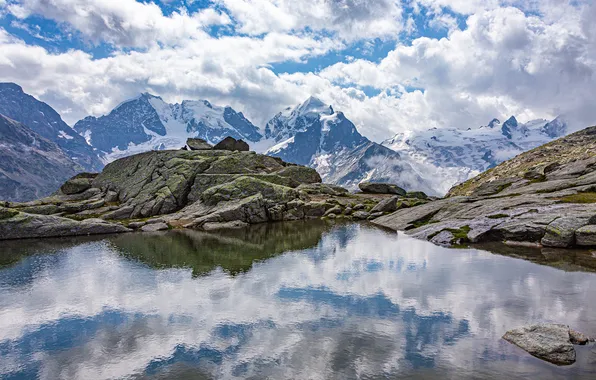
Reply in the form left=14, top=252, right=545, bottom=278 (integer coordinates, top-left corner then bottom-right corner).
left=0, top=207, right=130, bottom=240
left=576, top=225, right=596, bottom=246
left=370, top=196, right=399, bottom=213
left=201, top=176, right=299, bottom=206
left=502, top=324, right=585, bottom=365
left=60, top=173, right=98, bottom=195
left=186, top=138, right=212, bottom=150
left=213, top=136, right=249, bottom=151
left=541, top=216, right=591, bottom=248
left=358, top=182, right=406, bottom=195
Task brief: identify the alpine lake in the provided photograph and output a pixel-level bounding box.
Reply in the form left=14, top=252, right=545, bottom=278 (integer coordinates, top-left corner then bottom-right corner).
left=1, top=220, right=596, bottom=379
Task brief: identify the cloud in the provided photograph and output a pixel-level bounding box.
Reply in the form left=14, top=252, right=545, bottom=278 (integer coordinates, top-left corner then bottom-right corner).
left=0, top=0, right=595, bottom=144
left=7, top=0, right=231, bottom=47
left=217, top=0, right=405, bottom=41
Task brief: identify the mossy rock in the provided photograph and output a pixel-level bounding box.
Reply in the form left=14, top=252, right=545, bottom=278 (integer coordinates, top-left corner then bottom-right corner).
left=406, top=191, right=428, bottom=200
left=201, top=176, right=299, bottom=206
left=0, top=207, right=19, bottom=220
left=60, top=177, right=94, bottom=195
left=276, top=166, right=322, bottom=185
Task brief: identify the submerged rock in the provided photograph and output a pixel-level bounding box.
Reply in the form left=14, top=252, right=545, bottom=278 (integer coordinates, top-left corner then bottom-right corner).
left=502, top=324, right=580, bottom=365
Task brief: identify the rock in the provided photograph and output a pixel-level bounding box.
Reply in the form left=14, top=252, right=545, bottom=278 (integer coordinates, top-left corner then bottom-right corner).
left=202, top=220, right=249, bottom=230
left=304, top=201, right=327, bottom=218
left=201, top=176, right=299, bottom=206
left=353, top=204, right=365, bottom=211
left=60, top=176, right=94, bottom=195
left=105, top=190, right=119, bottom=203
left=344, top=207, right=353, bottom=215
left=326, top=213, right=337, bottom=219
left=19, top=204, right=61, bottom=215
left=569, top=329, right=590, bottom=345
left=0, top=209, right=130, bottom=239
left=186, top=138, right=212, bottom=150
left=0, top=207, right=19, bottom=219
left=213, top=136, right=249, bottom=151
left=502, top=324, right=576, bottom=365
left=352, top=211, right=370, bottom=220
left=368, top=212, right=384, bottom=220
left=430, top=230, right=456, bottom=246
left=101, top=206, right=134, bottom=220
left=128, top=221, right=146, bottom=229
left=297, top=183, right=348, bottom=196
left=576, top=225, right=596, bottom=246
left=141, top=222, right=169, bottom=232
left=277, top=166, right=322, bottom=185
left=146, top=217, right=166, bottom=225
left=370, top=196, right=399, bottom=213
left=324, top=205, right=342, bottom=217
left=541, top=216, right=590, bottom=248
left=406, top=191, right=428, bottom=200
left=358, top=182, right=406, bottom=195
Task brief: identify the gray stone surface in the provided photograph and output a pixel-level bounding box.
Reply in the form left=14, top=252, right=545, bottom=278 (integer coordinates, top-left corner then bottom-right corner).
left=141, top=222, right=169, bottom=232
left=359, top=182, right=406, bottom=195
left=370, top=196, right=399, bottom=213
left=575, top=225, right=596, bottom=246
left=502, top=324, right=576, bottom=365
left=186, top=138, right=212, bottom=150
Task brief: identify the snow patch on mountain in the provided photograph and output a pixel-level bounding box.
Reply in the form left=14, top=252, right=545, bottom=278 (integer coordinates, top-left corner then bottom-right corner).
left=74, top=93, right=262, bottom=163
left=382, top=115, right=568, bottom=192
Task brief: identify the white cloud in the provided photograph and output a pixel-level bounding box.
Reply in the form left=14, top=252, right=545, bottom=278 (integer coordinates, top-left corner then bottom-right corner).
left=0, top=0, right=595, bottom=144
left=7, top=0, right=231, bottom=47
left=217, top=0, right=405, bottom=41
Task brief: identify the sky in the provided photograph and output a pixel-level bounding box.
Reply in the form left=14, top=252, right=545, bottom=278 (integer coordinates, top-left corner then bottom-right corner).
left=0, top=0, right=595, bottom=142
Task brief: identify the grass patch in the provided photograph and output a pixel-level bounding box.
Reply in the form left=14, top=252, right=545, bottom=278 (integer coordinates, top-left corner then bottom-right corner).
left=487, top=213, right=509, bottom=219
left=406, top=211, right=439, bottom=230
left=558, top=192, right=596, bottom=204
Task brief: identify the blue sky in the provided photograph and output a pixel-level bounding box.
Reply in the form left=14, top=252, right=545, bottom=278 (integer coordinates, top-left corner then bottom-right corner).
left=0, top=0, right=594, bottom=141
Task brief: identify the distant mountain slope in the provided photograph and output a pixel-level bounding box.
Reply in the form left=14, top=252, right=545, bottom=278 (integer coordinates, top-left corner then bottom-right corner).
left=73, top=93, right=262, bottom=162
left=383, top=116, right=567, bottom=174
left=0, top=114, right=82, bottom=202
left=449, top=124, right=596, bottom=197
left=0, top=83, right=103, bottom=171
left=264, top=97, right=436, bottom=194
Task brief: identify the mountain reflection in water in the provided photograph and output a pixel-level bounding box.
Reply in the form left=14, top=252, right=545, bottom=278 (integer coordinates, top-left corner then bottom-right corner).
left=0, top=221, right=595, bottom=380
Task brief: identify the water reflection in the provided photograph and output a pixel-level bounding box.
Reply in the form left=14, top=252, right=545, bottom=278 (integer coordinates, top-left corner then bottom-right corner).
left=1, top=222, right=595, bottom=379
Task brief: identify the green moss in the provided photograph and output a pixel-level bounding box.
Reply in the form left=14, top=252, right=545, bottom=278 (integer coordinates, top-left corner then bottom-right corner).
left=201, top=176, right=298, bottom=205
left=407, top=211, right=440, bottom=230
left=558, top=192, right=596, bottom=204
left=446, top=225, right=471, bottom=240
left=487, top=213, right=509, bottom=219
left=0, top=207, right=19, bottom=220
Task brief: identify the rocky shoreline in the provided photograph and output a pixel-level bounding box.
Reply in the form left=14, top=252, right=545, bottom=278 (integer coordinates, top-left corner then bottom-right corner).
left=373, top=126, right=596, bottom=250
left=0, top=137, right=430, bottom=240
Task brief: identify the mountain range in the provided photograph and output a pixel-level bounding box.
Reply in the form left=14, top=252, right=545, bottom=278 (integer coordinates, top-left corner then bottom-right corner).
left=0, top=82, right=569, bottom=201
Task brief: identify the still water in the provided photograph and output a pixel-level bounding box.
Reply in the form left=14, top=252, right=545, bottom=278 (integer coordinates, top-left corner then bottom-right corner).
left=1, top=221, right=595, bottom=379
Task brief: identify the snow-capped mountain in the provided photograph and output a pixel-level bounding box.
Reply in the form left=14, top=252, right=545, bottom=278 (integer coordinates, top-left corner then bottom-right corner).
left=0, top=114, right=82, bottom=201
left=73, top=93, right=262, bottom=162
left=0, top=83, right=103, bottom=172
left=382, top=115, right=568, bottom=176
left=263, top=97, right=438, bottom=194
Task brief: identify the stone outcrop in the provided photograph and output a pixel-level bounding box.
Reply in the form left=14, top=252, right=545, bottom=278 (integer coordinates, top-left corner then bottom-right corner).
left=0, top=143, right=425, bottom=239
left=213, top=136, right=249, bottom=151
left=358, top=182, right=406, bottom=195
left=503, top=324, right=591, bottom=365
left=373, top=126, right=596, bottom=249
left=186, top=138, right=212, bottom=150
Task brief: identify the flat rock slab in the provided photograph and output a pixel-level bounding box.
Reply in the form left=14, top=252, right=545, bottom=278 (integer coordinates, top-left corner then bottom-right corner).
left=502, top=324, right=579, bottom=365
left=141, top=222, right=169, bottom=232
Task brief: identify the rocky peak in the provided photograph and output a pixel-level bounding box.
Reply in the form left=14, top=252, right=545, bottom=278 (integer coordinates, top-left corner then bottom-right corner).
left=501, top=116, right=518, bottom=139
left=488, top=118, right=501, bottom=128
